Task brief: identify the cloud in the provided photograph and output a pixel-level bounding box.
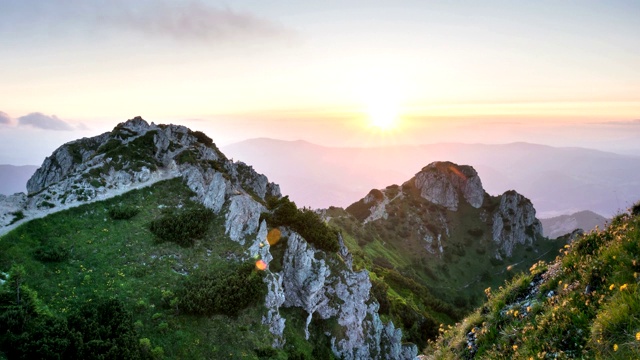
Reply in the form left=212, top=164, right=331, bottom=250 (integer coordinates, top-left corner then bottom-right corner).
left=0, top=1, right=289, bottom=43
left=101, top=1, right=289, bottom=42
left=17, top=113, right=74, bottom=131
left=0, top=111, right=11, bottom=125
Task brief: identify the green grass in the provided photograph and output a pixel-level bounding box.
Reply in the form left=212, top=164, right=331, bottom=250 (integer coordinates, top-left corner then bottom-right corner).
left=0, top=178, right=286, bottom=359
left=331, top=186, right=569, bottom=348
left=426, top=206, right=640, bottom=359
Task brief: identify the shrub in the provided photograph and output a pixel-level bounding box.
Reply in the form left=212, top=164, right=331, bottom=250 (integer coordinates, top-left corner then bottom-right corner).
left=8, top=211, right=25, bottom=225
left=370, top=278, right=391, bottom=315
left=190, top=130, right=213, bottom=147
left=178, top=262, right=265, bottom=316
left=262, top=196, right=339, bottom=252
left=33, top=244, right=69, bottom=262
left=108, top=206, right=140, bottom=220
left=149, top=205, right=213, bottom=247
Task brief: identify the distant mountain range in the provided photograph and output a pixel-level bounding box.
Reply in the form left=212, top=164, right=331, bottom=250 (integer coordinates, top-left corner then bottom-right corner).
left=0, top=165, right=37, bottom=195
left=223, top=139, right=640, bottom=217
left=539, top=210, right=608, bottom=239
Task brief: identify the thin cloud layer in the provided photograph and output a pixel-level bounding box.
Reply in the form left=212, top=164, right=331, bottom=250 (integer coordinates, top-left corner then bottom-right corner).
left=103, top=1, right=288, bottom=41
left=17, top=113, right=74, bottom=131
left=0, top=1, right=289, bottom=43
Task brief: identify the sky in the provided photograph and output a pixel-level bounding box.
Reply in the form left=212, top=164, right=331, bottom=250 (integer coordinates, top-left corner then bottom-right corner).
left=1, top=0, right=639, bottom=165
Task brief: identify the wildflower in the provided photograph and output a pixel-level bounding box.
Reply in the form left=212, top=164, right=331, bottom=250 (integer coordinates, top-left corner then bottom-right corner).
left=636, top=332, right=640, bottom=341
left=513, top=345, right=518, bottom=351
left=613, top=344, right=618, bottom=352
left=609, top=284, right=616, bottom=291
left=620, top=284, right=628, bottom=291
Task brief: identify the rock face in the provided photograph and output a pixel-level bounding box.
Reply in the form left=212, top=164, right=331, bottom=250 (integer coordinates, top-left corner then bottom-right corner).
left=346, top=161, right=544, bottom=261
left=279, top=230, right=417, bottom=359
left=410, top=162, right=484, bottom=211
left=491, top=190, right=543, bottom=258
left=2, top=116, right=281, bottom=235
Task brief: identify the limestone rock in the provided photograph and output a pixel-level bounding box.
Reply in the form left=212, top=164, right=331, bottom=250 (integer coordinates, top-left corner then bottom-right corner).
left=410, top=161, right=484, bottom=211
left=492, top=190, right=543, bottom=257
left=280, top=231, right=416, bottom=359
left=224, top=195, right=265, bottom=244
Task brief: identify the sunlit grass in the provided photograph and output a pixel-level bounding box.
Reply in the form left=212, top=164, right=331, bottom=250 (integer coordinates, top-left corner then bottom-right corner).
left=425, top=204, right=640, bottom=359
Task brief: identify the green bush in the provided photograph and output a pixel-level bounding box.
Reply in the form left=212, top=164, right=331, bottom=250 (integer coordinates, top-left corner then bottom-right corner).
left=33, top=244, right=69, bottom=262
left=370, top=278, right=390, bottom=315
left=178, top=262, right=265, bottom=316
left=0, top=287, right=150, bottom=360
left=8, top=211, right=25, bottom=225
left=108, top=206, right=140, bottom=220
left=149, top=205, right=213, bottom=247
left=190, top=130, right=213, bottom=147
left=262, top=196, right=339, bottom=252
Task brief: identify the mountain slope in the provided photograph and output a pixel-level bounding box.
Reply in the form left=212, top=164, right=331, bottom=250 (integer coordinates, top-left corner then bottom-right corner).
left=0, top=117, right=416, bottom=359
left=223, top=139, right=640, bottom=217
left=0, top=164, right=37, bottom=195
left=540, top=210, right=609, bottom=238
left=424, top=204, right=640, bottom=359
left=326, top=161, right=568, bottom=349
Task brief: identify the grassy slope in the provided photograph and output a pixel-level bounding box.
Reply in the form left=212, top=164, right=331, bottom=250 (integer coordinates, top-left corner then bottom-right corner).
left=0, top=179, right=281, bottom=359
left=426, top=207, right=640, bottom=359
left=329, top=186, right=568, bottom=348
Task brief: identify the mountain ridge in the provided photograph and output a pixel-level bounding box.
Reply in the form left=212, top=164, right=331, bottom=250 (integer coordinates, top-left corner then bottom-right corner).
left=0, top=117, right=418, bottom=359
left=223, top=138, right=640, bottom=217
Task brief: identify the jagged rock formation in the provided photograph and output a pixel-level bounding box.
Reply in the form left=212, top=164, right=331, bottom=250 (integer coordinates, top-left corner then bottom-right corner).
left=0, top=117, right=414, bottom=359
left=1, top=117, right=281, bottom=233
left=279, top=230, right=417, bottom=359
left=411, top=162, right=484, bottom=211
left=491, top=190, right=542, bottom=258
left=345, top=161, right=543, bottom=260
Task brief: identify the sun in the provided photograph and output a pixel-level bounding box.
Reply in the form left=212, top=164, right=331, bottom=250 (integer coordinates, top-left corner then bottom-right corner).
left=367, top=101, right=399, bottom=130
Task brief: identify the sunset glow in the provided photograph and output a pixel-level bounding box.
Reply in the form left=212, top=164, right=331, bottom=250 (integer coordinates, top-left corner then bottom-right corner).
left=0, top=1, right=639, bottom=164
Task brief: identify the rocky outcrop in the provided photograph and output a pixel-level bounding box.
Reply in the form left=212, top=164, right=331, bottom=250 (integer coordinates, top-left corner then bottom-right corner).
left=0, top=193, right=27, bottom=227
left=279, top=230, right=417, bottom=359
left=492, top=190, right=543, bottom=257
left=409, top=161, right=484, bottom=211
left=26, top=133, right=110, bottom=194
left=2, top=117, right=281, bottom=234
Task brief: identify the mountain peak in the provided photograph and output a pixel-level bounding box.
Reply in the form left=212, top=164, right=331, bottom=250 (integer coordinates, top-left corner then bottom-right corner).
left=409, top=161, right=484, bottom=211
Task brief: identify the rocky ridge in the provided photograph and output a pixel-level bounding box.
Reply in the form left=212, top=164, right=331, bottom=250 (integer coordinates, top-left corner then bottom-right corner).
left=346, top=161, right=543, bottom=259
left=0, top=117, right=415, bottom=359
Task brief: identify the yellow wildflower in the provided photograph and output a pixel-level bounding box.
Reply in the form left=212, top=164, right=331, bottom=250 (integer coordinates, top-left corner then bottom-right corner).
left=609, top=284, right=616, bottom=291
left=636, top=332, right=640, bottom=341
left=513, top=345, right=518, bottom=351
left=613, top=344, right=618, bottom=352
left=620, top=284, right=628, bottom=291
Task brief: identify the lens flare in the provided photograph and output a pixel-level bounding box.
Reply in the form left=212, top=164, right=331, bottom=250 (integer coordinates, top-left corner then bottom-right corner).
left=255, top=259, right=268, bottom=271
left=267, top=228, right=282, bottom=246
